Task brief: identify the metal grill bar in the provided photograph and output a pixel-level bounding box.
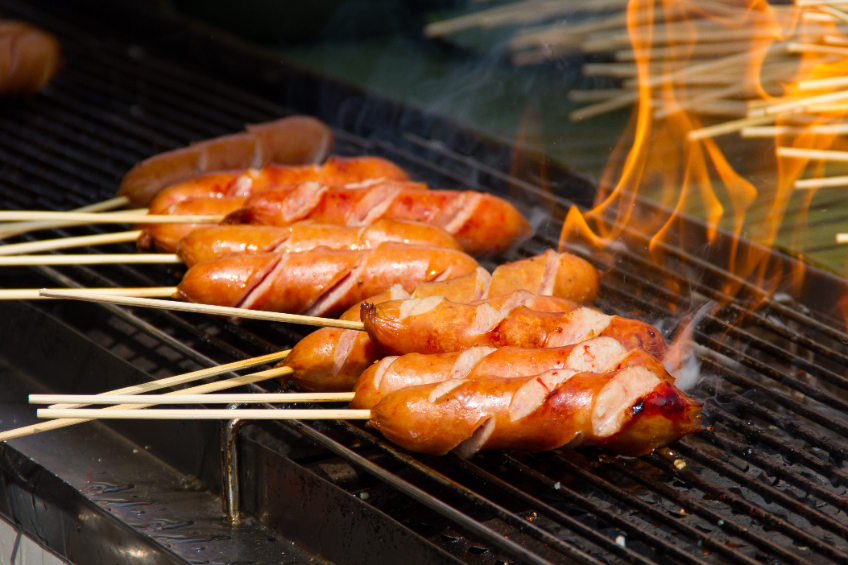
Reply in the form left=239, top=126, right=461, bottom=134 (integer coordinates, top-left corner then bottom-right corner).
left=2, top=1, right=848, bottom=564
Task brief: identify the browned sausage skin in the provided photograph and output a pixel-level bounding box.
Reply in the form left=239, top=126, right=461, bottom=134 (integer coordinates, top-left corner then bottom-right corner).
left=118, top=116, right=335, bottom=207
left=146, top=155, right=411, bottom=213
left=227, top=181, right=531, bottom=257
left=362, top=299, right=668, bottom=358
left=173, top=219, right=461, bottom=266
left=283, top=251, right=602, bottom=392
left=176, top=242, right=478, bottom=318
left=137, top=197, right=246, bottom=253
left=352, top=336, right=648, bottom=409
left=367, top=367, right=701, bottom=457
left=0, top=21, right=61, bottom=96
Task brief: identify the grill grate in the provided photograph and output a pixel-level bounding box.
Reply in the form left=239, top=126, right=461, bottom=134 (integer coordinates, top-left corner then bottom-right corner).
left=3, top=1, right=848, bottom=564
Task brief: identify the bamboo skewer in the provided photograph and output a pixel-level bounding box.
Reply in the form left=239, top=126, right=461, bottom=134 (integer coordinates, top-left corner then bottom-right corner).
left=0, top=349, right=291, bottom=442
left=687, top=114, right=777, bottom=140
left=30, top=392, right=355, bottom=404
left=0, top=287, right=177, bottom=300
left=795, top=175, right=848, bottom=189
left=0, top=254, right=181, bottom=266
left=0, top=230, right=142, bottom=255
left=0, top=212, right=221, bottom=224
left=777, top=147, right=848, bottom=161
left=836, top=233, right=848, bottom=243
left=37, top=408, right=371, bottom=420
left=37, top=290, right=367, bottom=331
left=0, top=197, right=133, bottom=239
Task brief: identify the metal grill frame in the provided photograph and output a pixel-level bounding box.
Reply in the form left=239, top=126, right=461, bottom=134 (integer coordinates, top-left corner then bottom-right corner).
left=2, top=1, right=848, bottom=565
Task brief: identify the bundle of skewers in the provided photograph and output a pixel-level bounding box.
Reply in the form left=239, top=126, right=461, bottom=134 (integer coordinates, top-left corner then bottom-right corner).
left=428, top=0, right=848, bottom=251
left=0, top=115, right=701, bottom=458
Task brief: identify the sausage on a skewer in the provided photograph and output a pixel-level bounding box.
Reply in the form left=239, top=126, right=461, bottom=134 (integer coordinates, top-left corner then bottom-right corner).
left=119, top=116, right=336, bottom=207
left=0, top=21, right=61, bottom=96
left=362, top=298, right=667, bottom=358
left=282, top=250, right=601, bottom=391
left=351, top=338, right=673, bottom=409
left=147, top=156, right=412, bottom=213
left=226, top=181, right=532, bottom=257
left=368, top=367, right=701, bottom=457
left=173, top=219, right=463, bottom=266
left=175, top=242, right=479, bottom=318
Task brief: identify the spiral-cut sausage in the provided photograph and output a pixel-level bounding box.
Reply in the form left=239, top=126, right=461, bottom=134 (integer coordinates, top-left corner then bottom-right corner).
left=362, top=298, right=667, bottom=358
left=147, top=155, right=411, bottom=214
left=368, top=367, right=701, bottom=457
left=173, top=219, right=462, bottom=266
left=351, top=337, right=677, bottom=409
left=137, top=197, right=246, bottom=253
left=118, top=116, right=335, bottom=207
left=175, top=242, right=478, bottom=318
left=0, top=21, right=61, bottom=96
left=283, top=250, right=601, bottom=392
left=226, top=181, right=531, bottom=257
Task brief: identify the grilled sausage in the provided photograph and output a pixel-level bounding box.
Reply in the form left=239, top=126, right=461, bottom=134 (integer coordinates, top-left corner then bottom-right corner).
left=118, top=116, right=334, bottom=207
left=367, top=367, right=701, bottom=457
left=0, top=21, right=61, bottom=96
left=174, top=219, right=462, bottom=266
left=147, top=155, right=411, bottom=213
left=175, top=242, right=478, bottom=318
left=226, top=181, right=532, bottom=257
left=137, top=197, right=246, bottom=253
left=283, top=250, right=602, bottom=392
left=362, top=299, right=667, bottom=358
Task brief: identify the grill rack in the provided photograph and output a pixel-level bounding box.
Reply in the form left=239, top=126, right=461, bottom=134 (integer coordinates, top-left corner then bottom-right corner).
left=2, top=1, right=848, bottom=565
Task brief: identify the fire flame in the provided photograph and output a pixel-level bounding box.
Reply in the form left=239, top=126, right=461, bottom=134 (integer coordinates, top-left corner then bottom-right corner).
left=560, top=0, right=848, bottom=304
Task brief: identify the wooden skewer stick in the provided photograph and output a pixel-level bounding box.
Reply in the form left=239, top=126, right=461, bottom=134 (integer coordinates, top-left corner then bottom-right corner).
left=743, top=124, right=848, bottom=137
left=0, top=350, right=292, bottom=442
left=776, top=147, right=848, bottom=162
left=0, top=212, right=221, bottom=224
left=24, top=369, right=296, bottom=432
left=0, top=287, right=177, bottom=300
left=687, top=114, right=776, bottom=141
left=0, top=230, right=142, bottom=255
left=836, top=233, right=848, bottom=243
left=795, top=176, right=848, bottom=189
left=0, top=254, right=181, bottom=266
left=37, top=408, right=371, bottom=420
left=797, top=74, right=848, bottom=91
left=37, top=290, right=367, bottom=331
left=0, top=197, right=133, bottom=239
left=750, top=88, right=848, bottom=117
left=819, top=6, right=848, bottom=25
left=30, top=392, right=354, bottom=404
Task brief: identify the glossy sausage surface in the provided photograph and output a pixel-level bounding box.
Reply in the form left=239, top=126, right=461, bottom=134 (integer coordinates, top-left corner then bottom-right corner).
left=176, top=242, right=478, bottom=318
left=147, top=155, right=410, bottom=212
left=0, top=21, right=61, bottom=96
left=118, top=116, right=335, bottom=207
left=362, top=299, right=668, bottom=357
left=283, top=251, right=602, bottom=392
left=175, top=219, right=461, bottom=266
left=228, top=181, right=531, bottom=257
left=352, top=336, right=640, bottom=409
left=368, top=367, right=701, bottom=457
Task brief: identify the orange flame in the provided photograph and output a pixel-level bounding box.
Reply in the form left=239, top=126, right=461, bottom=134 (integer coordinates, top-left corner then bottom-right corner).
left=560, top=0, right=846, bottom=307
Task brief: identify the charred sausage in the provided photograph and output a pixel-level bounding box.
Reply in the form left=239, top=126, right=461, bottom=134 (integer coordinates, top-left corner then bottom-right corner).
left=368, top=367, right=701, bottom=457
left=175, top=242, right=478, bottom=318
left=118, top=116, right=335, bottom=207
